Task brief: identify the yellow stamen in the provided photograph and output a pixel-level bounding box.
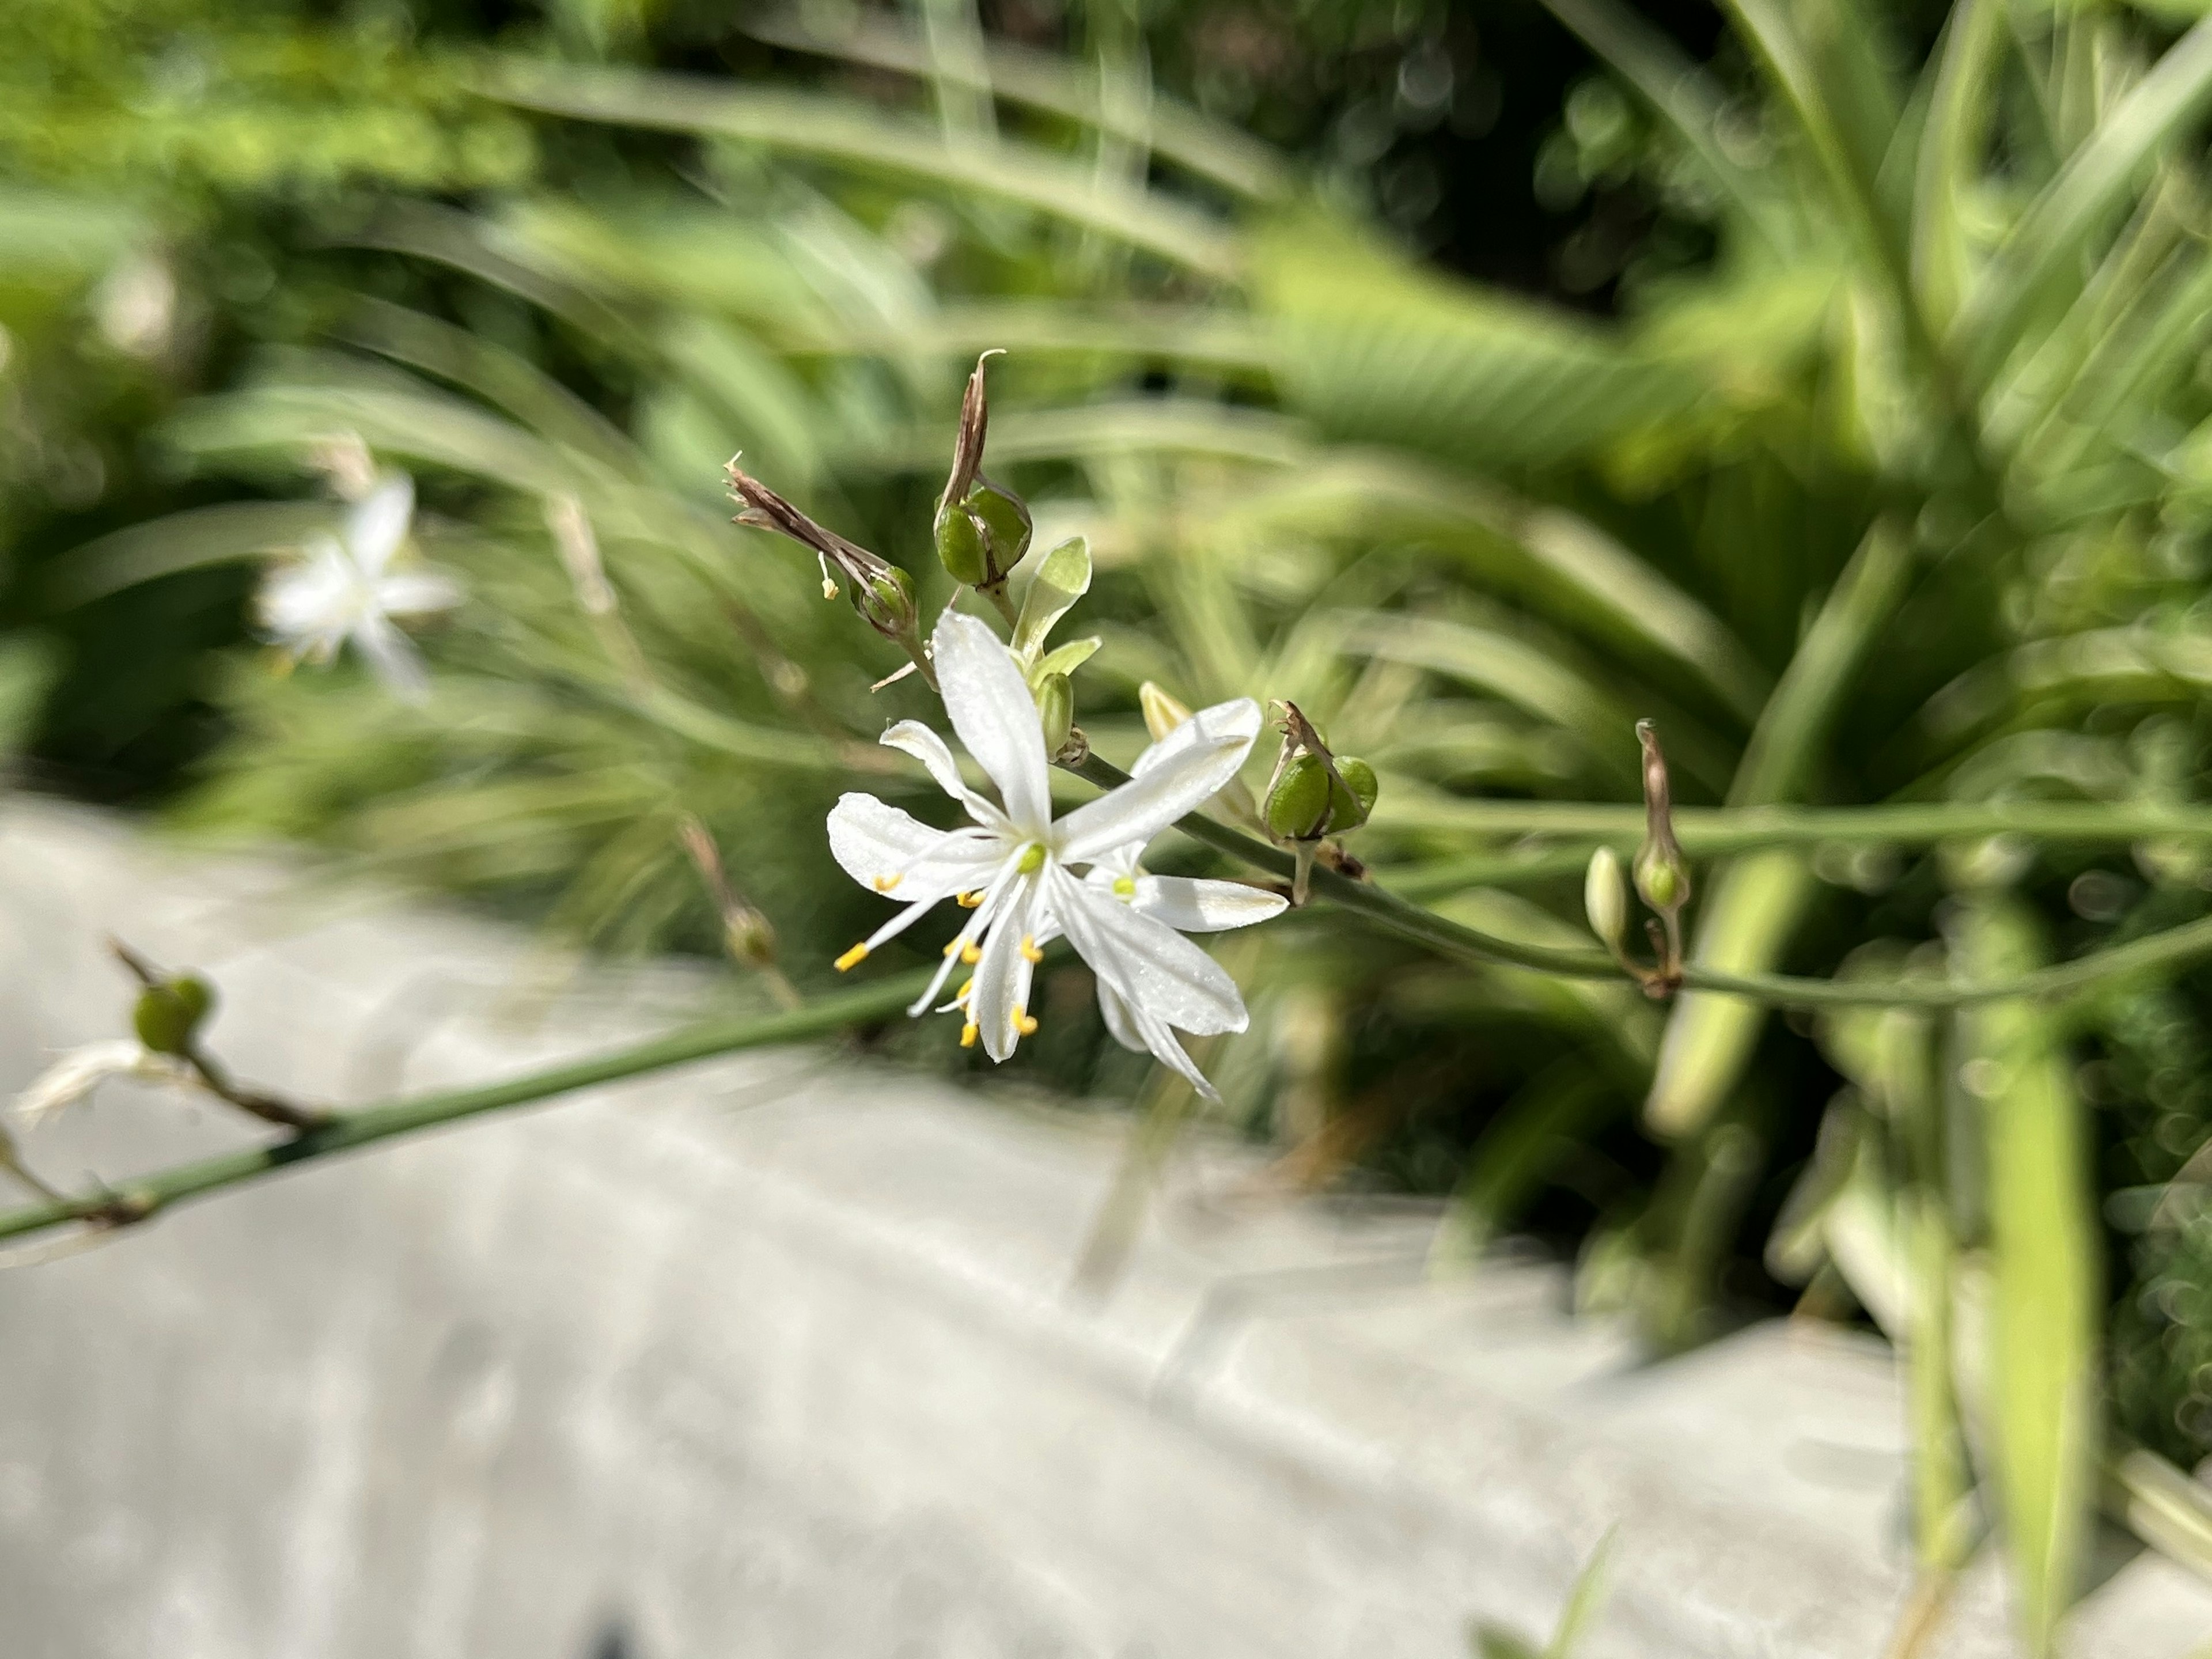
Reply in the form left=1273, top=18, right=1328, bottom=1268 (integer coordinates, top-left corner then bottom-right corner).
left=1013, top=1007, right=1039, bottom=1037
left=872, top=873, right=903, bottom=893
left=1020, top=935, right=1043, bottom=964
left=943, top=939, right=962, bottom=957
left=956, top=889, right=984, bottom=908
left=1112, top=876, right=1137, bottom=899
left=834, top=943, right=869, bottom=972
left=961, top=941, right=982, bottom=964
left=959, top=1021, right=979, bottom=1048
left=956, top=978, right=974, bottom=1002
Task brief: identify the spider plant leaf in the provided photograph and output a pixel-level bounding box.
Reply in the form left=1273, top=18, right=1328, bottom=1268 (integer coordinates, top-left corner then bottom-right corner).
left=1643, top=848, right=1816, bottom=1137
left=1951, top=897, right=2099, bottom=1658
left=478, top=60, right=1242, bottom=279
left=1249, top=217, right=1705, bottom=471
left=48, top=501, right=339, bottom=605
left=741, top=8, right=1294, bottom=203
left=1435, top=1065, right=1616, bottom=1268
left=1912, top=0, right=2006, bottom=331
left=1955, top=12, right=2212, bottom=391
left=1539, top=0, right=1784, bottom=244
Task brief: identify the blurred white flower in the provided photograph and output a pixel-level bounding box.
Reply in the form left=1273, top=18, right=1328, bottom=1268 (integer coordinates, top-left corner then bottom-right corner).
left=827, top=609, right=1273, bottom=1094
left=257, top=474, right=461, bottom=702
left=13, top=1040, right=192, bottom=1127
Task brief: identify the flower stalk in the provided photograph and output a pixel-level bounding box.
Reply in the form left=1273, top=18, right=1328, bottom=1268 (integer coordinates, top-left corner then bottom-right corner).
left=725, top=459, right=934, bottom=689
left=110, top=941, right=329, bottom=1131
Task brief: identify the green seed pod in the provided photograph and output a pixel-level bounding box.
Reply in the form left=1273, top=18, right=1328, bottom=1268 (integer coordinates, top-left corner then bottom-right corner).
left=933, top=498, right=990, bottom=587
left=1634, top=842, right=1685, bottom=913
left=132, top=973, right=215, bottom=1056
left=857, top=565, right=918, bottom=642
left=1332, top=756, right=1379, bottom=831
left=1265, top=753, right=1332, bottom=840
left=967, top=476, right=1032, bottom=577
left=1036, top=672, right=1074, bottom=757
left=1585, top=846, right=1628, bottom=953
left=725, top=910, right=778, bottom=970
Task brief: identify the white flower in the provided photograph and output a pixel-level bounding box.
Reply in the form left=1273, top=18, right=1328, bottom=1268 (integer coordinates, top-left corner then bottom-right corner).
left=257, top=474, right=461, bottom=702
left=13, top=1040, right=193, bottom=1127
left=827, top=609, right=1282, bottom=1096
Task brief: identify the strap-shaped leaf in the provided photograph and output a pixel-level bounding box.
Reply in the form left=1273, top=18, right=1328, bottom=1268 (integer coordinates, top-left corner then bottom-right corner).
left=1954, top=13, right=2212, bottom=391
left=1951, top=897, right=2100, bottom=1658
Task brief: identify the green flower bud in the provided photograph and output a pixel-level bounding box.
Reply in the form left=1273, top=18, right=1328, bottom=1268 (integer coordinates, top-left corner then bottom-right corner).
left=1585, top=846, right=1628, bottom=953
left=132, top=974, right=215, bottom=1056
left=1139, top=681, right=1192, bottom=743
left=1036, top=672, right=1074, bottom=758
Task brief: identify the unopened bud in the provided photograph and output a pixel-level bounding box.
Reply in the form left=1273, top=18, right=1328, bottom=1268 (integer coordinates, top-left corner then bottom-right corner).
left=1585, top=846, right=1628, bottom=953
left=132, top=974, right=215, bottom=1056
left=1139, top=682, right=1192, bottom=743
left=1036, top=672, right=1074, bottom=759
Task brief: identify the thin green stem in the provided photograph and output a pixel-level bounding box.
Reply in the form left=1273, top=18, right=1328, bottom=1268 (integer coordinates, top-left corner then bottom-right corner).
left=1072, top=755, right=2212, bottom=1010
left=1385, top=796, right=2212, bottom=851
left=0, top=969, right=935, bottom=1245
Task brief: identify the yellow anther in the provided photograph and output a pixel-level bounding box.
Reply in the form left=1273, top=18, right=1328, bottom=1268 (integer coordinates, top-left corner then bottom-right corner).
left=956, top=978, right=975, bottom=1002
left=834, top=943, right=869, bottom=972
left=872, top=873, right=904, bottom=893
left=943, top=938, right=961, bottom=957
left=1112, top=876, right=1138, bottom=899
left=956, top=889, right=984, bottom=908
left=960, top=941, right=982, bottom=964
left=1020, top=935, right=1043, bottom=964
left=1013, top=1008, right=1039, bottom=1037
left=821, top=578, right=839, bottom=600
left=959, top=1021, right=980, bottom=1048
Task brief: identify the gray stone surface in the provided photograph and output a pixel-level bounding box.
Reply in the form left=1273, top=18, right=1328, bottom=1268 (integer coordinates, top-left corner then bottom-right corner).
left=0, top=798, right=2204, bottom=1657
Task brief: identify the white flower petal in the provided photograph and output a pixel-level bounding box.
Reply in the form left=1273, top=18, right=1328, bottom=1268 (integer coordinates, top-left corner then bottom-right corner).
left=351, top=615, right=430, bottom=704
left=908, top=851, right=1024, bottom=1016
left=1095, top=978, right=1143, bottom=1051
left=258, top=539, right=354, bottom=647
left=1057, top=698, right=1263, bottom=865
left=933, top=611, right=1052, bottom=833
left=827, top=794, right=1002, bottom=899
left=881, top=721, right=1006, bottom=828
left=1132, top=876, right=1288, bottom=934
left=1131, top=695, right=1263, bottom=779
left=14, top=1041, right=191, bottom=1127
left=345, top=475, right=414, bottom=577
left=376, top=570, right=463, bottom=618
left=972, top=870, right=1043, bottom=1061
left=1046, top=865, right=1248, bottom=1036
left=1095, top=982, right=1218, bottom=1101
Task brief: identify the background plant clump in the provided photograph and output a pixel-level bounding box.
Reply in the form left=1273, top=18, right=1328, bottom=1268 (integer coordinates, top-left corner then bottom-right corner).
left=14, top=0, right=2212, bottom=1645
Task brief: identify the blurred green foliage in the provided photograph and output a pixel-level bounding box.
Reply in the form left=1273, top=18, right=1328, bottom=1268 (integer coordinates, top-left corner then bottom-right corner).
left=17, top=0, right=2212, bottom=1641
